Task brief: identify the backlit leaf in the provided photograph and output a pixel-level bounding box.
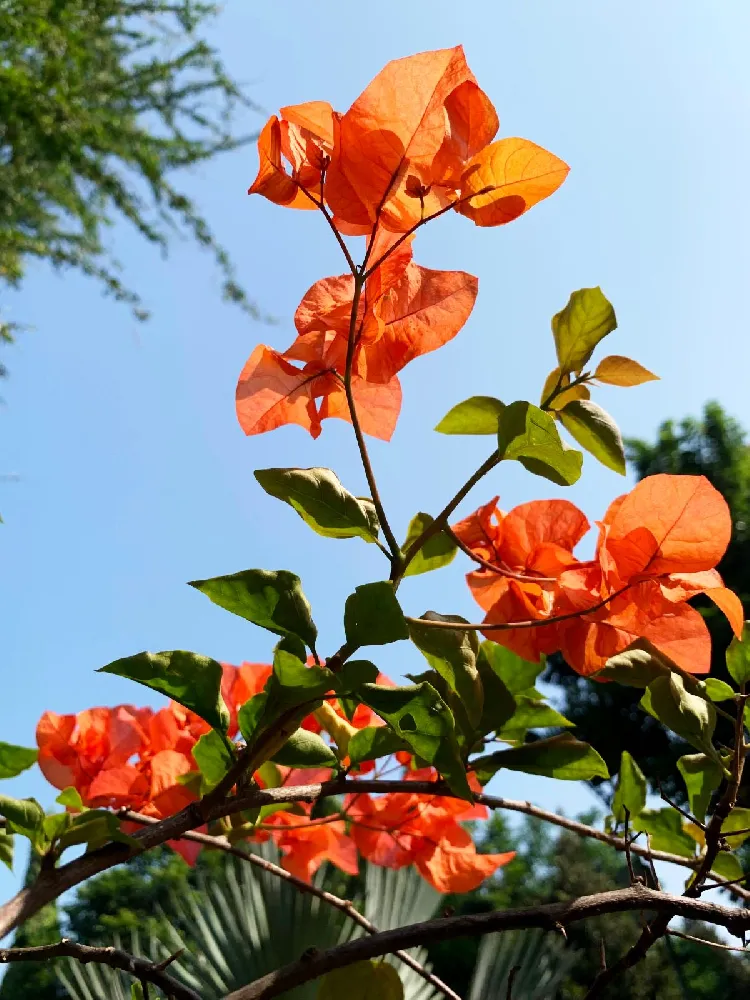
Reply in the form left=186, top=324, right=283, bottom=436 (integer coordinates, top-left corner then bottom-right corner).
left=319, top=960, right=404, bottom=1000
left=408, top=613, right=483, bottom=728
left=401, top=513, right=457, bottom=577
left=0, top=794, right=46, bottom=851
left=0, top=830, right=13, bottom=872
left=497, top=400, right=582, bottom=486
left=612, top=751, right=647, bottom=822
left=552, top=287, right=616, bottom=375
left=594, top=355, right=658, bottom=386
left=193, top=730, right=235, bottom=794
left=272, top=729, right=338, bottom=768
left=254, top=467, right=379, bottom=543
left=632, top=807, right=696, bottom=857
left=472, top=733, right=608, bottom=783
left=435, top=396, right=505, bottom=435
left=344, top=582, right=409, bottom=648
left=0, top=742, right=38, bottom=780
left=348, top=726, right=409, bottom=766
left=727, top=622, right=750, bottom=687
left=358, top=682, right=472, bottom=799
left=704, top=678, right=735, bottom=702
left=677, top=754, right=723, bottom=822
left=723, top=807, right=750, bottom=848
left=640, top=674, right=716, bottom=754
left=99, top=650, right=229, bottom=733
left=479, top=641, right=545, bottom=695
left=559, top=399, right=625, bottom=475
left=190, top=569, right=317, bottom=650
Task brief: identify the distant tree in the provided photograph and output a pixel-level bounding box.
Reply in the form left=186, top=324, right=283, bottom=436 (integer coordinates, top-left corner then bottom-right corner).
left=0, top=0, right=258, bottom=368
left=546, top=402, right=750, bottom=802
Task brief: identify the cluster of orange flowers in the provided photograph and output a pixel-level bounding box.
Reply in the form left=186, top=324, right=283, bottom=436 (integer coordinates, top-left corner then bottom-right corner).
left=36, top=663, right=514, bottom=890
left=236, top=46, right=568, bottom=441
left=454, top=474, right=743, bottom=676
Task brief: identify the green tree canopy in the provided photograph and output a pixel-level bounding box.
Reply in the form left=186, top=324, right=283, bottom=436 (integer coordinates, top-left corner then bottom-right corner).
left=0, top=0, right=257, bottom=366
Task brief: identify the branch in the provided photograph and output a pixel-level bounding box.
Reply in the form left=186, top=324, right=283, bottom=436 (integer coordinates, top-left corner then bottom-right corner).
left=220, top=886, right=750, bottom=1000
left=667, top=929, right=750, bottom=953
left=118, top=811, right=461, bottom=1000
left=0, top=938, right=198, bottom=1000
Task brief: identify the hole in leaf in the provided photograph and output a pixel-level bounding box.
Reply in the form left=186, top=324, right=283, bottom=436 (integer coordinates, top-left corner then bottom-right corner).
left=399, top=713, right=417, bottom=732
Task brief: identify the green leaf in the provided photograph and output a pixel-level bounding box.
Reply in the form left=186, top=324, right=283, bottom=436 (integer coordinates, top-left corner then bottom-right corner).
left=704, top=678, right=735, bottom=702
left=334, top=660, right=379, bottom=695
left=43, top=812, right=72, bottom=843
left=400, top=513, right=457, bottom=577
left=193, top=730, right=236, bottom=794
left=131, top=984, right=146, bottom=1000
left=677, top=754, right=723, bottom=822
left=59, top=810, right=140, bottom=852
left=254, top=467, right=379, bottom=543
left=0, top=794, right=46, bottom=850
left=435, top=396, right=506, bottom=435
left=633, top=807, right=696, bottom=857
left=496, top=697, right=573, bottom=742
left=558, top=400, right=625, bottom=475
left=710, top=851, right=744, bottom=882
left=479, top=641, right=545, bottom=696
left=319, top=960, right=404, bottom=1000
left=552, top=287, right=617, bottom=375
left=0, top=829, right=13, bottom=872
left=344, top=582, right=409, bottom=648
left=640, top=674, right=716, bottom=754
left=475, top=648, right=516, bottom=737
left=472, top=733, right=609, bottom=784
left=100, top=650, right=229, bottom=733
left=596, top=646, right=672, bottom=687
left=56, top=787, right=85, bottom=811
left=358, top=683, right=472, bottom=799
left=348, top=726, right=409, bottom=766
left=726, top=622, right=750, bottom=687
left=408, top=613, right=483, bottom=729
left=497, top=401, right=582, bottom=486
left=723, top=807, right=750, bottom=848
left=190, top=569, right=317, bottom=650
left=612, top=751, right=647, bottom=823
left=272, top=729, right=338, bottom=768
left=0, top=742, right=37, bottom=780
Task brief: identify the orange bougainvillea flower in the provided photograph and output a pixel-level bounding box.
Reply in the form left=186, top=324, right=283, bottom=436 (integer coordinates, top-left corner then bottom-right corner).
left=248, top=102, right=334, bottom=209
left=456, top=475, right=743, bottom=676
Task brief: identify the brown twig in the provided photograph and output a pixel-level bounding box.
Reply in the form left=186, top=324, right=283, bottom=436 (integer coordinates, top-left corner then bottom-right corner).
left=0, top=938, right=199, bottom=1000
left=444, top=524, right=556, bottom=583
left=667, top=929, right=750, bottom=953
left=118, top=810, right=461, bottom=1000
left=658, top=780, right=704, bottom=831
left=623, top=808, right=636, bottom=885
left=506, top=964, right=520, bottom=999
left=222, top=886, right=750, bottom=1000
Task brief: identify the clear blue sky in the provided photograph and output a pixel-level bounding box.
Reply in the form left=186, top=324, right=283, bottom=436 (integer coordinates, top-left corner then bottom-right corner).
left=2, top=0, right=750, bottom=913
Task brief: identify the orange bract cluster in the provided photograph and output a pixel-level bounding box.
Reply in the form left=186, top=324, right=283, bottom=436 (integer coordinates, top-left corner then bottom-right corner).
left=36, top=663, right=513, bottom=891
left=454, top=474, right=744, bottom=676
left=237, top=47, right=568, bottom=441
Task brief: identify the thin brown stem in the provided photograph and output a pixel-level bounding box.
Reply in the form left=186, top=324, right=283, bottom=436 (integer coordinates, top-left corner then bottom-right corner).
left=298, top=182, right=358, bottom=276
left=445, top=524, right=556, bottom=583
left=667, top=929, right=750, bottom=953
left=0, top=939, right=198, bottom=1000
left=658, top=780, right=704, bottom=831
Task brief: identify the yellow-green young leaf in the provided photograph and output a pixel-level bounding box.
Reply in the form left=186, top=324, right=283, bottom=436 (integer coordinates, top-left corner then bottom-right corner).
left=722, top=807, right=750, bottom=848
left=632, top=807, right=696, bottom=858
left=401, top=513, right=457, bottom=577
left=726, top=622, right=750, bottom=687
left=193, top=730, right=236, bottom=793
left=358, top=682, right=472, bottom=800
left=319, top=960, right=404, bottom=1000
left=640, top=674, right=716, bottom=754
left=594, top=355, right=659, bottom=387
left=497, top=400, right=582, bottom=486
left=190, top=569, right=318, bottom=651
left=539, top=368, right=591, bottom=410
left=559, top=400, right=625, bottom=475
left=434, top=396, right=505, bottom=434
left=496, top=696, right=573, bottom=739
left=0, top=742, right=37, bottom=780
left=56, top=787, right=85, bottom=810
left=408, top=613, right=483, bottom=729
left=612, top=751, right=647, bottom=822
left=348, top=726, right=409, bottom=766
left=479, top=642, right=545, bottom=696
left=131, top=984, right=146, bottom=1000
left=0, top=829, right=13, bottom=872
left=472, top=733, right=609, bottom=783
left=703, top=678, right=735, bottom=702
left=344, top=582, right=409, bottom=648
left=552, top=287, right=617, bottom=375
left=100, top=650, right=229, bottom=733
left=272, top=729, right=338, bottom=769
left=677, top=754, right=723, bottom=822
left=254, top=467, right=379, bottom=543
left=0, top=794, right=47, bottom=851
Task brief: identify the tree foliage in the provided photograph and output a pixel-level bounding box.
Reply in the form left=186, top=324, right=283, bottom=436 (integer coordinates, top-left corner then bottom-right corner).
left=0, top=0, right=257, bottom=361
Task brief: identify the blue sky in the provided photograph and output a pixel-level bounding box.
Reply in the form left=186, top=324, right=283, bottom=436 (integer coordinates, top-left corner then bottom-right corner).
left=2, top=1, right=750, bottom=913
